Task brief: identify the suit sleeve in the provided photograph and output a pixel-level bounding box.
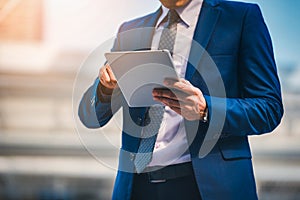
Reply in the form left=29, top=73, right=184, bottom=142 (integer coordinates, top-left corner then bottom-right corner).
left=78, top=23, right=125, bottom=128
left=205, top=4, right=284, bottom=137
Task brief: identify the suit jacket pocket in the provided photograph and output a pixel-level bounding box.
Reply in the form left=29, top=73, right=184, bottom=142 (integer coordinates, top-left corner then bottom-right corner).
left=218, top=136, right=252, bottom=160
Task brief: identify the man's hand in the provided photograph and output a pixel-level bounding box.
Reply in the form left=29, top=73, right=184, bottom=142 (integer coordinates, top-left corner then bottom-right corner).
left=99, top=64, right=118, bottom=91
left=153, top=78, right=207, bottom=121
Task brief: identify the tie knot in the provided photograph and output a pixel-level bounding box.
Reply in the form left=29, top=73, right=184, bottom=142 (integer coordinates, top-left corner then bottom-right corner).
left=166, top=10, right=180, bottom=27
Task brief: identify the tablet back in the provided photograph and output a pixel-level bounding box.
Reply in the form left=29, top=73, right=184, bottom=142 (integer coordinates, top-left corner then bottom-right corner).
left=105, top=50, right=179, bottom=107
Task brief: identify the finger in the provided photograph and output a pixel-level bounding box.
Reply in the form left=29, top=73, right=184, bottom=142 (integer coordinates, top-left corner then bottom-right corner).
left=164, top=78, right=190, bottom=85
left=154, top=87, right=193, bottom=100
left=99, top=66, right=115, bottom=89
left=170, top=105, right=194, bottom=119
left=153, top=96, right=181, bottom=109
left=102, top=67, right=111, bottom=83
left=152, top=88, right=180, bottom=101
left=99, top=67, right=107, bottom=84
left=99, top=74, right=106, bottom=85
left=185, top=95, right=200, bottom=104
left=173, top=82, right=196, bottom=95
left=106, top=65, right=117, bottom=83
left=187, top=94, right=207, bottom=112
left=164, top=78, right=196, bottom=95
left=153, top=88, right=194, bottom=104
left=105, top=69, right=115, bottom=87
left=169, top=106, right=182, bottom=115
left=163, top=78, right=179, bottom=86
left=153, top=88, right=199, bottom=108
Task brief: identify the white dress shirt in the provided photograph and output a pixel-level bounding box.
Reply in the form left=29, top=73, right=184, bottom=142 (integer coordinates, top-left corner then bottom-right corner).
left=148, top=0, right=203, bottom=167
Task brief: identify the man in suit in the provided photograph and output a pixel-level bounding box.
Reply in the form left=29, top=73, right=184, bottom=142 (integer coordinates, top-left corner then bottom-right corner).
left=78, top=0, right=284, bottom=199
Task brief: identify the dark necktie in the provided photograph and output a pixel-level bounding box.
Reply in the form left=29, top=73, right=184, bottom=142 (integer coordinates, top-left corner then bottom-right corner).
left=134, top=10, right=180, bottom=173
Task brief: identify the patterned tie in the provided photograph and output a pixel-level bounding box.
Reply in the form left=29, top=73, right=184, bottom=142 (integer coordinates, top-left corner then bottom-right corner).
left=134, top=10, right=180, bottom=173
left=134, top=106, right=165, bottom=173
left=158, top=9, right=180, bottom=53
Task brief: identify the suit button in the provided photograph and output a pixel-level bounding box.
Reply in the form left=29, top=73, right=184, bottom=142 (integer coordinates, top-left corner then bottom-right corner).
left=223, top=133, right=230, bottom=138
left=136, top=117, right=142, bottom=125
left=130, top=153, right=135, bottom=161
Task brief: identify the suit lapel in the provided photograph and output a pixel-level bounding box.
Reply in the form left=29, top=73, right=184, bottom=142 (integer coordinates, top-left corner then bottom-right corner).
left=135, top=8, right=162, bottom=51
left=185, top=0, right=221, bottom=80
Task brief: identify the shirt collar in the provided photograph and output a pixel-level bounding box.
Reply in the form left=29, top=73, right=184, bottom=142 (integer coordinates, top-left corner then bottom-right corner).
left=156, top=0, right=203, bottom=28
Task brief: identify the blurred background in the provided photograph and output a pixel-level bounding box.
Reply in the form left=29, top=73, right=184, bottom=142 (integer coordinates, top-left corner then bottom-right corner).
left=0, top=0, right=299, bottom=199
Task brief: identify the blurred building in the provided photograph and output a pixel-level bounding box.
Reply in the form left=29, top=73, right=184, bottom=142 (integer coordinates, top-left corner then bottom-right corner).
left=0, top=0, right=42, bottom=41
left=0, top=0, right=299, bottom=200
left=0, top=1, right=116, bottom=199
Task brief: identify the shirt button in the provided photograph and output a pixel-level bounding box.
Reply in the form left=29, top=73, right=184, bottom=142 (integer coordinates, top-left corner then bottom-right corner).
left=155, top=144, right=160, bottom=149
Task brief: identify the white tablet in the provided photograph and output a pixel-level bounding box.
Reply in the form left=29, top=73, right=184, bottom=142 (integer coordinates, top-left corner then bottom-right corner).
left=105, top=50, right=179, bottom=107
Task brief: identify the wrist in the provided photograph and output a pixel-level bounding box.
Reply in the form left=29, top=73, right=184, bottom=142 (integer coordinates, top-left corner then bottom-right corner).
left=99, top=82, right=114, bottom=95
left=195, top=89, right=208, bottom=122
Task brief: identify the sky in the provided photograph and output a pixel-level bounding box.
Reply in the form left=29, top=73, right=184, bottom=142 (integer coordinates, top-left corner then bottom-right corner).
left=233, top=0, right=300, bottom=65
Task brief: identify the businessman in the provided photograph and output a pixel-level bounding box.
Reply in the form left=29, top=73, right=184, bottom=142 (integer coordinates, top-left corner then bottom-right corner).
left=79, top=0, right=284, bottom=199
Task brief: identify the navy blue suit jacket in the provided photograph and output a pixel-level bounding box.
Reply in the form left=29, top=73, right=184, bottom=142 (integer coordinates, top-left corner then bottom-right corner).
left=79, top=0, right=284, bottom=199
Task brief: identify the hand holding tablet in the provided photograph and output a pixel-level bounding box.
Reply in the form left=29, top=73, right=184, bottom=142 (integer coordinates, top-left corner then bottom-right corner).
left=104, top=50, right=179, bottom=107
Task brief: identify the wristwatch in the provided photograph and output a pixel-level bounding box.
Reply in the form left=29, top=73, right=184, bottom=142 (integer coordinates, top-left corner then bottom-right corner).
left=199, top=107, right=208, bottom=122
